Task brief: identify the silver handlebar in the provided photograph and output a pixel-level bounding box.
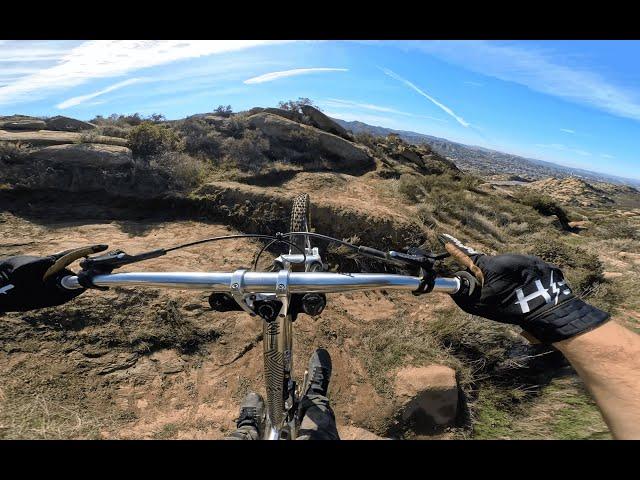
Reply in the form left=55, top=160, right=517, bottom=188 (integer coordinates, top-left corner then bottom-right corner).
left=60, top=270, right=461, bottom=295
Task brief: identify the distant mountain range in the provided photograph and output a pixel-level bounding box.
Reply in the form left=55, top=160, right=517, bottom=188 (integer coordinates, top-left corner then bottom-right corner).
left=333, top=119, right=640, bottom=187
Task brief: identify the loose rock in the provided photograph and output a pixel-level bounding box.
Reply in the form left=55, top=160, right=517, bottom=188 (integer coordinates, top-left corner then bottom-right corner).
left=394, top=365, right=458, bottom=432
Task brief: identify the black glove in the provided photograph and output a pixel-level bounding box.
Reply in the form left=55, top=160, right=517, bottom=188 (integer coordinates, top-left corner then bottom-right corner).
left=0, top=254, right=85, bottom=313
left=440, top=234, right=610, bottom=344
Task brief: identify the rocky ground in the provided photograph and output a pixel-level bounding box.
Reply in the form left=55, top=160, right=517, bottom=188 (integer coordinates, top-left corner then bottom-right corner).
left=1, top=107, right=638, bottom=439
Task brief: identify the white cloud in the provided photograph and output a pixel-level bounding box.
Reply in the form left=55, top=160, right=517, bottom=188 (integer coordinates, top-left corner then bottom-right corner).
left=0, top=40, right=289, bottom=106
left=464, top=81, right=484, bottom=87
left=600, top=153, right=615, bottom=159
left=56, top=78, right=150, bottom=109
left=322, top=98, right=448, bottom=122
left=405, top=40, right=640, bottom=122
left=381, top=67, right=470, bottom=127
left=243, top=67, right=347, bottom=84
left=560, top=128, right=576, bottom=134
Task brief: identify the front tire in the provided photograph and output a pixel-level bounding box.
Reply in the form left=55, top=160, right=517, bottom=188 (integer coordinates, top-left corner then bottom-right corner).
left=289, top=193, right=311, bottom=255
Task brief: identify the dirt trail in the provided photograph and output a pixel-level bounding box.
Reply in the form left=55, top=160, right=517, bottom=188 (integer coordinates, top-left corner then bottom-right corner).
left=0, top=209, right=452, bottom=439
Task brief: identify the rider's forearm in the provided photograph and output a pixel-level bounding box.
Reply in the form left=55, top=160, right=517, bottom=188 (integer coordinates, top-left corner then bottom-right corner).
left=553, top=319, right=640, bottom=439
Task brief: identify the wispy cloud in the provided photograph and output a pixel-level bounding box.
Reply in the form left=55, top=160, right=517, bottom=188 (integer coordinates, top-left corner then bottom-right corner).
left=560, top=128, right=576, bottom=134
left=464, top=81, right=484, bottom=87
left=56, top=78, right=150, bottom=109
left=322, top=98, right=447, bottom=122
left=381, top=67, right=470, bottom=127
left=0, top=40, right=288, bottom=106
left=405, top=41, right=640, bottom=122
left=535, top=143, right=592, bottom=156
left=243, top=67, right=347, bottom=84
left=600, top=153, right=615, bottom=159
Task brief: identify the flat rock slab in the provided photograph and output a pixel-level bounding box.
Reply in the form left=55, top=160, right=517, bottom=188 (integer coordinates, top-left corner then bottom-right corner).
left=0, top=129, right=127, bottom=146
left=394, top=365, right=458, bottom=432
left=0, top=119, right=47, bottom=131
left=28, top=143, right=133, bottom=168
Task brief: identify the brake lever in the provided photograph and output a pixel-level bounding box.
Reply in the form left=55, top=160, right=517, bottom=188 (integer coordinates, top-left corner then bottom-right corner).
left=388, top=249, right=449, bottom=266
left=42, top=244, right=109, bottom=281
left=387, top=247, right=450, bottom=296
left=79, top=248, right=167, bottom=274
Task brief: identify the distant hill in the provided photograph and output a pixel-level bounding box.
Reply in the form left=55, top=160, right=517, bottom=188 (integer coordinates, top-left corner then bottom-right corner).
left=334, top=119, right=640, bottom=187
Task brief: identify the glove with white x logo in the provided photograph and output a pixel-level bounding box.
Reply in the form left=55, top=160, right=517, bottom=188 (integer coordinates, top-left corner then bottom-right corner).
left=441, top=234, right=610, bottom=344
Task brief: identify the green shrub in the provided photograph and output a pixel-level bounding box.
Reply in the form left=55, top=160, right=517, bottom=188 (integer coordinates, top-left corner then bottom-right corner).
left=128, top=122, right=180, bottom=158
left=97, top=125, right=129, bottom=138
left=525, top=234, right=604, bottom=296
left=143, top=152, right=207, bottom=191
left=590, top=218, right=639, bottom=241
left=516, top=191, right=571, bottom=230
left=222, top=129, right=270, bottom=173
left=178, top=118, right=222, bottom=158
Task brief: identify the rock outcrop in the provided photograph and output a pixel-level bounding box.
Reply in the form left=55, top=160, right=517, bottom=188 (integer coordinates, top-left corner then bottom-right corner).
left=300, top=105, right=351, bottom=140
left=0, top=116, right=46, bottom=131
left=394, top=365, right=458, bottom=432
left=247, top=107, right=303, bottom=123
left=247, top=112, right=374, bottom=172
left=0, top=130, right=128, bottom=147
left=45, top=116, right=96, bottom=132
left=27, top=143, right=133, bottom=168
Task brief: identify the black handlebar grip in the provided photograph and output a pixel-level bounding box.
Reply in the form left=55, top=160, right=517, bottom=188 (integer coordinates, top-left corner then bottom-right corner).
left=357, top=246, right=388, bottom=259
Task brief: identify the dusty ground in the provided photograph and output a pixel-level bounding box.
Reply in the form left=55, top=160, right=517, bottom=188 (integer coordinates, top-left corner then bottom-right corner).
left=0, top=206, right=454, bottom=439
left=2, top=186, right=639, bottom=440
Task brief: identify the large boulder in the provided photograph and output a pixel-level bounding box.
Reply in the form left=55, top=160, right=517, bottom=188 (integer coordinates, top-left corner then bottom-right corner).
left=27, top=143, right=133, bottom=168
left=45, top=116, right=96, bottom=132
left=393, top=365, right=458, bottom=432
left=247, top=107, right=303, bottom=123
left=247, top=113, right=373, bottom=171
left=0, top=130, right=128, bottom=147
left=300, top=105, right=351, bottom=140
left=0, top=115, right=46, bottom=131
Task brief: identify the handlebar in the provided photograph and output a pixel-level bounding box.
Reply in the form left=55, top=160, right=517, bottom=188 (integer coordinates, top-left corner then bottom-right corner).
left=59, top=270, right=462, bottom=295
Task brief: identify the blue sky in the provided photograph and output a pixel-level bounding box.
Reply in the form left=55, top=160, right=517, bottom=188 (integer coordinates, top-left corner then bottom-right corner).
left=1, top=40, right=639, bottom=179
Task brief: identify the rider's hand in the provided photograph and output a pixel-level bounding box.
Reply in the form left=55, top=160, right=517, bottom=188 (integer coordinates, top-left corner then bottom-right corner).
left=0, top=254, right=85, bottom=313
left=440, top=234, right=610, bottom=344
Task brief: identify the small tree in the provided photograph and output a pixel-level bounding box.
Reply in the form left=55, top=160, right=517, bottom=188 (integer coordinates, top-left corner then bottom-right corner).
left=277, top=97, right=317, bottom=113
left=147, top=113, right=166, bottom=123
left=214, top=105, right=233, bottom=117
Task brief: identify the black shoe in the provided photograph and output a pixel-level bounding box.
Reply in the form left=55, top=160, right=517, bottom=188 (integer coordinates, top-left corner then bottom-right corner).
left=236, top=392, right=265, bottom=432
left=303, top=348, right=332, bottom=397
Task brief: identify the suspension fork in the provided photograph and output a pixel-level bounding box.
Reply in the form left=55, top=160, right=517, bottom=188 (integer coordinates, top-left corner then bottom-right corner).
left=262, top=270, right=297, bottom=440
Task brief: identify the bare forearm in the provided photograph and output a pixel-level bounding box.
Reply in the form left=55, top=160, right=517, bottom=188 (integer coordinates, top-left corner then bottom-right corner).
left=554, top=320, right=640, bottom=439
